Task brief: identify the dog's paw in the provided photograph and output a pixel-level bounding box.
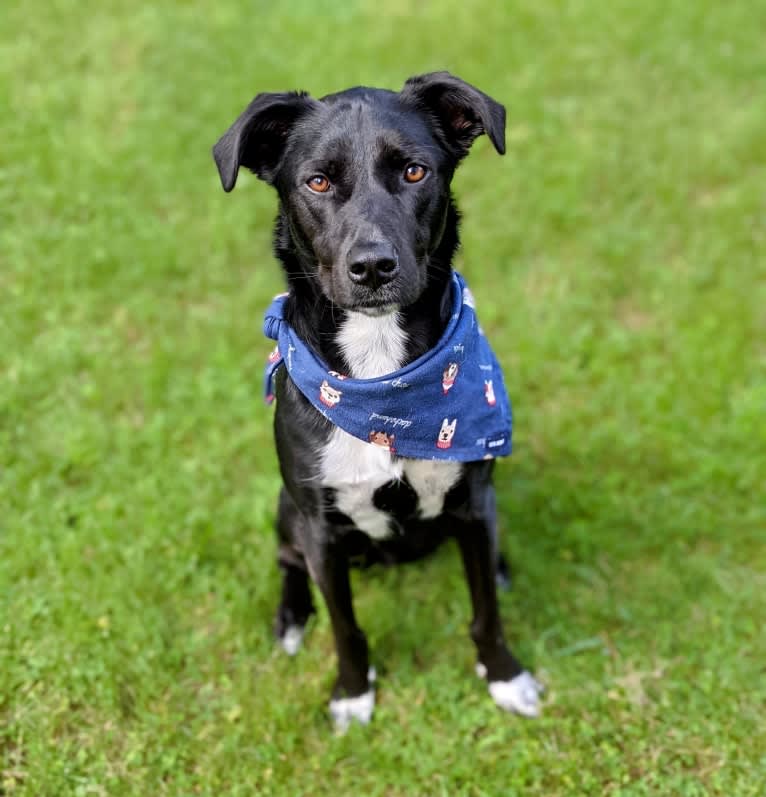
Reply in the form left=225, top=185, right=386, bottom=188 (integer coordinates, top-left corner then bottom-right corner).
left=476, top=665, right=544, bottom=717
left=329, top=667, right=376, bottom=733
left=278, top=624, right=305, bottom=656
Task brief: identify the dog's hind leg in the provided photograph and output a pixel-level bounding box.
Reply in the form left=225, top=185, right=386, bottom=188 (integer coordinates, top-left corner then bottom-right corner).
left=274, top=488, right=315, bottom=655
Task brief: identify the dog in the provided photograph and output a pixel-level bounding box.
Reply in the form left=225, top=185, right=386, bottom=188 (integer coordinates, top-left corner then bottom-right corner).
left=213, top=72, right=542, bottom=730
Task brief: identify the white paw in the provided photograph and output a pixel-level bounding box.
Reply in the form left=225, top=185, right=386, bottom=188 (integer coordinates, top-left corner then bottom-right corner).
left=329, top=667, right=376, bottom=732
left=279, top=625, right=304, bottom=656
left=487, top=670, right=544, bottom=717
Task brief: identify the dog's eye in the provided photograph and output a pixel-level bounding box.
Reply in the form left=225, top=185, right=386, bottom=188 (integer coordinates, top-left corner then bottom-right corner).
left=307, top=175, right=331, bottom=193
left=404, top=164, right=427, bottom=183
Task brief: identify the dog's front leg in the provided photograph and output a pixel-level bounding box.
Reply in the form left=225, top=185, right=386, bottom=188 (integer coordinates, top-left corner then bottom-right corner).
left=454, top=512, right=543, bottom=717
left=302, top=529, right=374, bottom=731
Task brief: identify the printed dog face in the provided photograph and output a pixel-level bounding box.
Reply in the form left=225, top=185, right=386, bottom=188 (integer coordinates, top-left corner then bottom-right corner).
left=436, top=417, right=457, bottom=449
left=213, top=74, right=505, bottom=313
left=442, top=362, right=459, bottom=393
left=484, top=379, right=496, bottom=406
left=368, top=430, right=395, bottom=451
left=318, top=379, right=342, bottom=407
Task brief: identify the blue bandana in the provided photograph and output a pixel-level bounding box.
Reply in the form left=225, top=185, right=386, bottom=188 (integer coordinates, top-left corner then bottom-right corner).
left=263, top=272, right=512, bottom=462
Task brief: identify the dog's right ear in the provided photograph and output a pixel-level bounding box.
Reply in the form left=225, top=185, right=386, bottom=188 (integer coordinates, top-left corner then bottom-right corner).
left=212, top=91, right=320, bottom=192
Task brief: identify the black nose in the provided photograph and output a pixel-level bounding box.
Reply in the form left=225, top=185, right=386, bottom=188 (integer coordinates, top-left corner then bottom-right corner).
left=347, top=242, right=399, bottom=289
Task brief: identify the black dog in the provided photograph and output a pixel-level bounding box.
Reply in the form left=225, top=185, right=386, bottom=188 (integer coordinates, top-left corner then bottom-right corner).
left=213, top=72, right=542, bottom=729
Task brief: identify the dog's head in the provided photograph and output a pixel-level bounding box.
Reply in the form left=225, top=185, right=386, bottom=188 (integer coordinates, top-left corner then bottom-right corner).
left=213, top=73, right=505, bottom=312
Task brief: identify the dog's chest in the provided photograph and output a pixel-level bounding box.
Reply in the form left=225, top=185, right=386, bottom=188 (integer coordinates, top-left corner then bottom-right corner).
left=320, top=429, right=462, bottom=539
left=319, top=309, right=462, bottom=539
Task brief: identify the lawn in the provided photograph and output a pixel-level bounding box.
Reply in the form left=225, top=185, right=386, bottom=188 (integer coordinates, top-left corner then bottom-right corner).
left=1, top=0, right=765, bottom=794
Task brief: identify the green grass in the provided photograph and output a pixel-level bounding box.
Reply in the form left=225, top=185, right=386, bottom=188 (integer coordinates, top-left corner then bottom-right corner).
left=2, top=0, right=765, bottom=794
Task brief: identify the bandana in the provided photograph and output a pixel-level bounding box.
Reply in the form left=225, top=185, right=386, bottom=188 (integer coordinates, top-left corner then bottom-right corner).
left=263, top=272, right=512, bottom=462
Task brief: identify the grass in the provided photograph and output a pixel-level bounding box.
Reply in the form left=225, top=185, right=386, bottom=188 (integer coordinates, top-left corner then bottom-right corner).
left=1, top=0, right=765, bottom=794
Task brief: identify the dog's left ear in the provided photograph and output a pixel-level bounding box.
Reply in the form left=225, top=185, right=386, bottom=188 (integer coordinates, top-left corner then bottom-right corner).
left=400, top=72, right=505, bottom=159
left=212, top=91, right=320, bottom=191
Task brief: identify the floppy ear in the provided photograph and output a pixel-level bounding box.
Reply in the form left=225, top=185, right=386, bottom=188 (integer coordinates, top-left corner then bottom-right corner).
left=212, top=91, right=320, bottom=191
left=400, top=72, right=506, bottom=159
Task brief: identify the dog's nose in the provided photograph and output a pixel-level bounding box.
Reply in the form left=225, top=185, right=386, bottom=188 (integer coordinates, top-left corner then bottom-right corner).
left=347, top=242, right=399, bottom=289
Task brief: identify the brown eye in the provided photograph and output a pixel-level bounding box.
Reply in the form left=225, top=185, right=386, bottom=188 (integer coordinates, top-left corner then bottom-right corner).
left=404, top=164, right=427, bottom=183
left=307, top=175, right=331, bottom=193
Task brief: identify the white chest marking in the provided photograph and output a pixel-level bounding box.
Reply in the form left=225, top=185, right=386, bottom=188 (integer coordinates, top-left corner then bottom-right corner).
left=321, top=307, right=462, bottom=538
left=322, top=309, right=408, bottom=539
left=321, top=431, right=462, bottom=538
left=336, top=309, right=407, bottom=379
left=321, top=428, right=404, bottom=539
left=402, top=458, right=462, bottom=519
